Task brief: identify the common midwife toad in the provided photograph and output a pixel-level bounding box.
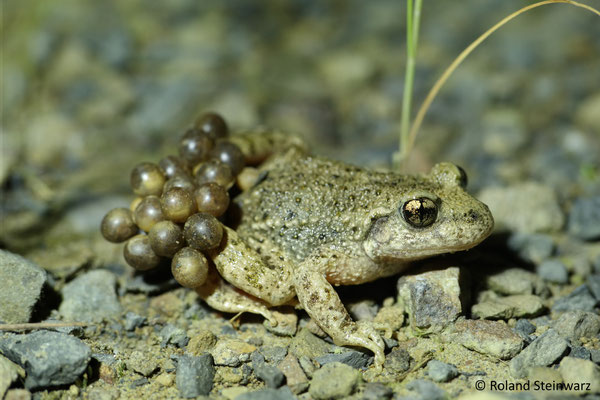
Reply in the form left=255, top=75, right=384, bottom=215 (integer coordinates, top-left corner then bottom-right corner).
left=197, top=140, right=494, bottom=370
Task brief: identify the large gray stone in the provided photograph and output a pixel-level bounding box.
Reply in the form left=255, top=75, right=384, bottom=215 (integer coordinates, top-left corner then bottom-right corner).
left=397, top=267, right=463, bottom=333
left=0, top=331, right=91, bottom=390
left=59, top=269, right=122, bottom=322
left=553, top=310, right=600, bottom=341
left=0, top=250, right=46, bottom=323
left=175, top=354, right=215, bottom=398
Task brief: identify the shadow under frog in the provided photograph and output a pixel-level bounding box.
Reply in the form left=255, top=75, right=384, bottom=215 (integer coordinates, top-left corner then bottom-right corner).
left=197, top=143, right=493, bottom=371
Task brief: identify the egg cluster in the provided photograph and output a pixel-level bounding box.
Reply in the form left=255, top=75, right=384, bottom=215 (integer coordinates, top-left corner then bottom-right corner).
left=100, top=112, right=245, bottom=289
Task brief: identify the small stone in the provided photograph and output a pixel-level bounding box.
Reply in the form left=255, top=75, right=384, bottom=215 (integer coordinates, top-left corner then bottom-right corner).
left=509, top=329, right=569, bottom=378
left=586, top=274, right=600, bottom=301
left=568, top=195, right=600, bottom=240
left=59, top=269, right=122, bottom=322
left=126, top=350, right=158, bottom=377
left=590, top=349, right=600, bottom=364
left=553, top=310, right=600, bottom=341
left=486, top=268, right=547, bottom=296
left=552, top=285, right=598, bottom=312
left=289, top=328, right=331, bottom=360
left=0, top=250, right=47, bottom=324
left=211, top=339, right=256, bottom=367
left=254, top=363, right=285, bottom=388
left=0, top=331, right=91, bottom=390
left=373, top=305, right=405, bottom=333
left=149, top=291, right=184, bottom=318
left=187, top=330, right=217, bottom=355
left=277, top=354, right=308, bottom=386
left=1, top=355, right=24, bottom=399
left=348, top=300, right=379, bottom=321
left=362, top=382, right=393, bottom=400
left=383, top=348, right=411, bottom=374
left=87, top=386, right=120, bottom=400
left=175, top=354, right=214, bottom=398
left=235, top=387, right=296, bottom=400
left=537, top=259, right=569, bottom=284
left=443, top=319, right=523, bottom=360
left=471, top=294, right=545, bottom=320
left=124, top=312, right=146, bottom=331
left=397, top=267, right=463, bottom=333
left=514, top=319, right=536, bottom=336
left=427, top=360, right=459, bottom=382
left=155, top=373, right=174, bottom=387
left=405, top=379, right=446, bottom=400
left=506, top=233, right=554, bottom=264
left=559, top=357, right=600, bottom=393
left=528, top=366, right=563, bottom=387
left=569, top=345, right=591, bottom=360
left=315, top=351, right=371, bottom=370
left=160, top=324, right=189, bottom=348
left=259, top=346, right=288, bottom=364
left=308, top=362, right=360, bottom=400
left=478, top=183, right=564, bottom=234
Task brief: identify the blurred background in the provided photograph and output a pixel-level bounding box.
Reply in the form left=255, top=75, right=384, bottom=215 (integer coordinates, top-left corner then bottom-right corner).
left=2, top=0, right=599, bottom=253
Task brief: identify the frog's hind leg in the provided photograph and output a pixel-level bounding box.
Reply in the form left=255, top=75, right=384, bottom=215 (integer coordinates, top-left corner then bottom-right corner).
left=196, top=264, right=276, bottom=325
left=229, top=129, right=307, bottom=166
left=207, top=226, right=297, bottom=306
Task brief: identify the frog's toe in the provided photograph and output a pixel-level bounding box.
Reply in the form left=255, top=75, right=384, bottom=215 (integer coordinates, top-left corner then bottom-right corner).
left=337, top=321, right=385, bottom=370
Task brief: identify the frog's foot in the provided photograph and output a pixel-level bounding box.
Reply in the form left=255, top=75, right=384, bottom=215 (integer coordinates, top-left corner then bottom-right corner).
left=334, top=321, right=385, bottom=371
left=195, top=265, right=276, bottom=326
left=229, top=129, right=307, bottom=166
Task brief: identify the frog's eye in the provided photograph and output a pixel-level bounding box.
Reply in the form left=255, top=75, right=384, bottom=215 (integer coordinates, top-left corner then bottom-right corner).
left=401, top=197, right=438, bottom=228
left=456, top=165, right=468, bottom=189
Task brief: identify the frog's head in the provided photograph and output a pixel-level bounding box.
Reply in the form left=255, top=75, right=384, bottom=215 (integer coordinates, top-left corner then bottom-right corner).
left=363, top=162, right=494, bottom=262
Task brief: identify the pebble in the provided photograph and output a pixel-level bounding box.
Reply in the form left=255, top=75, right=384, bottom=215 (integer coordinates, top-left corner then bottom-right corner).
left=277, top=353, right=308, bottom=386
left=1, top=355, right=24, bottom=399
left=308, top=362, right=360, bottom=400
left=559, top=357, right=600, bottom=393
left=289, top=328, right=331, bottom=360
left=471, top=294, right=545, bottom=320
left=569, top=345, right=591, bottom=360
left=586, top=274, right=600, bottom=301
left=485, top=268, right=547, bottom=296
left=478, top=183, right=564, bottom=234
left=126, top=350, right=158, bottom=377
left=235, top=387, right=296, bottom=400
left=514, top=319, right=536, bottom=336
left=210, top=338, right=256, bottom=367
left=506, top=233, right=554, bottom=264
left=124, top=312, right=146, bottom=331
left=397, top=267, right=462, bottom=333
left=0, top=250, right=47, bottom=324
left=253, top=363, right=285, bottom=388
left=5, top=389, right=33, bottom=400
left=427, top=360, right=459, bottom=382
left=0, top=331, right=91, bottom=390
left=536, top=259, right=569, bottom=284
left=568, top=195, right=600, bottom=240
left=348, top=300, right=379, bottom=321
left=187, top=330, right=217, bottom=355
left=443, top=318, right=523, bottom=360
left=58, top=269, right=122, bottom=322
left=553, top=310, right=600, bottom=341
left=405, top=379, right=446, bottom=400
left=362, top=382, right=393, bottom=400
left=259, top=346, right=288, bottom=364
left=315, top=350, right=371, bottom=370
left=175, top=354, right=215, bottom=398
left=509, top=329, right=568, bottom=378
left=552, top=285, right=598, bottom=312
left=383, top=348, right=412, bottom=374
left=160, top=324, right=189, bottom=348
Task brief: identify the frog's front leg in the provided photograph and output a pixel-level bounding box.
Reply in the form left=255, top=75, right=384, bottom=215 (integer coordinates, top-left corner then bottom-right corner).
left=207, top=226, right=296, bottom=306
left=195, top=264, right=276, bottom=325
left=293, top=252, right=386, bottom=370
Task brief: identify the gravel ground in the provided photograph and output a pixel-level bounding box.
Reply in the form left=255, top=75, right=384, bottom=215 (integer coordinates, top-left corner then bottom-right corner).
left=1, top=1, right=599, bottom=399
